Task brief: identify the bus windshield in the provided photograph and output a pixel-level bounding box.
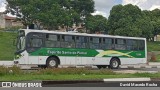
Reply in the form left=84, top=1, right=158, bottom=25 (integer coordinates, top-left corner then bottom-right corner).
left=17, top=36, right=25, bottom=51
left=16, top=30, right=25, bottom=51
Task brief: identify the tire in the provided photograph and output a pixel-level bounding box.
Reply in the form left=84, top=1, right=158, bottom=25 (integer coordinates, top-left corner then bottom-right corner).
left=109, top=58, right=120, bottom=69
left=46, top=57, right=59, bottom=68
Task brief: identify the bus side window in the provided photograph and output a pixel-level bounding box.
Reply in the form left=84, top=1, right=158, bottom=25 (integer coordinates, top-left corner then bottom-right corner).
left=126, top=39, right=139, bottom=51
left=62, top=35, right=75, bottom=48
left=45, top=34, right=60, bottom=48
left=76, top=36, right=87, bottom=48
left=102, top=38, right=114, bottom=49
left=133, top=40, right=138, bottom=50
left=115, top=39, right=126, bottom=50
left=138, top=40, right=145, bottom=50
left=89, top=37, right=101, bottom=49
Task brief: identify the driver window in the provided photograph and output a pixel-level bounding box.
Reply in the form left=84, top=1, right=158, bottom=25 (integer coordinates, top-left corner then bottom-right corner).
left=29, top=38, right=42, bottom=48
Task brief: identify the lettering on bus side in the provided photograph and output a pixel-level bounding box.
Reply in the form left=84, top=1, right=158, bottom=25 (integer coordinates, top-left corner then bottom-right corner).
left=47, top=50, right=87, bottom=55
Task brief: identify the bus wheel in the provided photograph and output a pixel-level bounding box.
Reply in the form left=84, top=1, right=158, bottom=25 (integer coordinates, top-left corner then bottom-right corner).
left=46, top=57, right=58, bottom=68
left=109, top=58, right=120, bottom=69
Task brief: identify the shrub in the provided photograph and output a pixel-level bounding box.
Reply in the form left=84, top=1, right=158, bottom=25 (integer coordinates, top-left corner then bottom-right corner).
left=35, top=68, right=115, bottom=75
left=0, top=65, right=22, bottom=76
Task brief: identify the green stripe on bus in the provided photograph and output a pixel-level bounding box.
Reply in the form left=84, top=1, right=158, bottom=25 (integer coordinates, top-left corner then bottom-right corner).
left=29, top=48, right=145, bottom=58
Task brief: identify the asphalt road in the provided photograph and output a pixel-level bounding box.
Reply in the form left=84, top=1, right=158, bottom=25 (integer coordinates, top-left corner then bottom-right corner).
left=1, top=87, right=160, bottom=90
left=42, top=81, right=160, bottom=87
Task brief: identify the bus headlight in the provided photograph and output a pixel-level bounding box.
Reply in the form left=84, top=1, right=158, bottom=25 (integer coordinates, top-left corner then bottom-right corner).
left=15, top=54, right=22, bottom=59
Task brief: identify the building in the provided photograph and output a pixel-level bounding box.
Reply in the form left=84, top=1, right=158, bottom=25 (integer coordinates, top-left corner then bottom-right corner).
left=0, top=12, right=23, bottom=29
left=154, top=35, right=160, bottom=41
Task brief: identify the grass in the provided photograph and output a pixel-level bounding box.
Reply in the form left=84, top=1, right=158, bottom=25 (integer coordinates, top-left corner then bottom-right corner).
left=152, top=54, right=160, bottom=62
left=0, top=66, right=160, bottom=81
left=147, top=41, right=160, bottom=52
left=156, top=55, right=160, bottom=62
left=0, top=74, right=155, bottom=81
left=0, top=32, right=17, bottom=60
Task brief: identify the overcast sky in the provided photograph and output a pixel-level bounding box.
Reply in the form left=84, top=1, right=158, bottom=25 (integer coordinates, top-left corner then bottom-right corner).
left=0, top=0, right=160, bottom=18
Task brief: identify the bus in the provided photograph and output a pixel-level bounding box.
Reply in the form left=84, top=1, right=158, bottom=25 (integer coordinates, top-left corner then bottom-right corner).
left=14, top=29, right=147, bottom=69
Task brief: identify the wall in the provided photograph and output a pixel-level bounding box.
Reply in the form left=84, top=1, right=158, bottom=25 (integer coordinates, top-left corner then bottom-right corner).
left=0, top=13, right=5, bottom=28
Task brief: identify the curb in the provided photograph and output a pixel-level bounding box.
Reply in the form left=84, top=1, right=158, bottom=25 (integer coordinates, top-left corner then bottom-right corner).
left=42, top=78, right=153, bottom=85
left=42, top=78, right=152, bottom=83
left=42, top=80, right=103, bottom=85
left=0, top=61, right=14, bottom=66
left=103, top=78, right=151, bottom=82
left=120, top=65, right=160, bottom=69
left=66, top=65, right=160, bottom=69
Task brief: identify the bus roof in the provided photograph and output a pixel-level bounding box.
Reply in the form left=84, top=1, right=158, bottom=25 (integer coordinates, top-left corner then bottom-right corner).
left=20, top=29, right=146, bottom=40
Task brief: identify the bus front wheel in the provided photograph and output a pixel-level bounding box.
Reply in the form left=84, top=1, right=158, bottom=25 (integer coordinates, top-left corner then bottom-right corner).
left=109, top=58, right=120, bottom=69
left=46, top=57, right=58, bottom=68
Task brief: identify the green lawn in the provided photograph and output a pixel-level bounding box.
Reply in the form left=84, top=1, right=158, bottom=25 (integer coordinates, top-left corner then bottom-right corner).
left=157, top=55, right=160, bottom=61
left=0, top=32, right=17, bottom=60
left=0, top=66, right=160, bottom=81
left=147, top=41, right=160, bottom=52
left=0, top=74, right=158, bottom=81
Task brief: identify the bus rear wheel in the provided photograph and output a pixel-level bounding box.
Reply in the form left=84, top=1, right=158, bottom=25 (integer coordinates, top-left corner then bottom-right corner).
left=46, top=57, right=58, bottom=68
left=109, top=58, right=120, bottom=69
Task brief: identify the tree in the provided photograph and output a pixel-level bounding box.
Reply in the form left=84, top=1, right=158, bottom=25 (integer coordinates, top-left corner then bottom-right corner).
left=85, top=15, right=108, bottom=33
left=5, top=0, right=95, bottom=30
left=139, top=10, right=154, bottom=41
left=6, top=0, right=34, bottom=27
left=107, top=4, right=143, bottom=37
left=107, top=4, right=123, bottom=35
left=150, top=9, right=160, bottom=41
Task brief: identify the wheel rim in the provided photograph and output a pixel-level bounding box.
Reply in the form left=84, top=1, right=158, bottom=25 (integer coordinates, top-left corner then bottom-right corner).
left=49, top=60, right=56, bottom=67
left=112, top=60, right=118, bottom=68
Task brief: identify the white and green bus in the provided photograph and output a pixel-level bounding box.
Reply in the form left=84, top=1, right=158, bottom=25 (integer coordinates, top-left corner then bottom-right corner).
left=14, top=29, right=147, bottom=69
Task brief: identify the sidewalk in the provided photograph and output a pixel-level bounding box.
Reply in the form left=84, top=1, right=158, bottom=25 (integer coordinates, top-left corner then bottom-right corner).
left=149, top=62, right=160, bottom=66
left=0, top=61, right=14, bottom=66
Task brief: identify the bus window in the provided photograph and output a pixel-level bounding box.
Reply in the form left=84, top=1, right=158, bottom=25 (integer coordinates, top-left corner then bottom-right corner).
left=138, top=40, right=145, bottom=50
left=126, top=40, right=139, bottom=51
left=89, top=37, right=101, bottom=49
left=76, top=36, right=87, bottom=48
left=29, top=38, right=42, bottom=48
left=61, top=35, right=75, bottom=48
left=27, top=33, right=43, bottom=48
left=133, top=40, right=138, bottom=50
left=102, top=38, right=114, bottom=49
left=126, top=40, right=133, bottom=50
left=45, top=34, right=60, bottom=48
left=115, top=39, right=126, bottom=50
